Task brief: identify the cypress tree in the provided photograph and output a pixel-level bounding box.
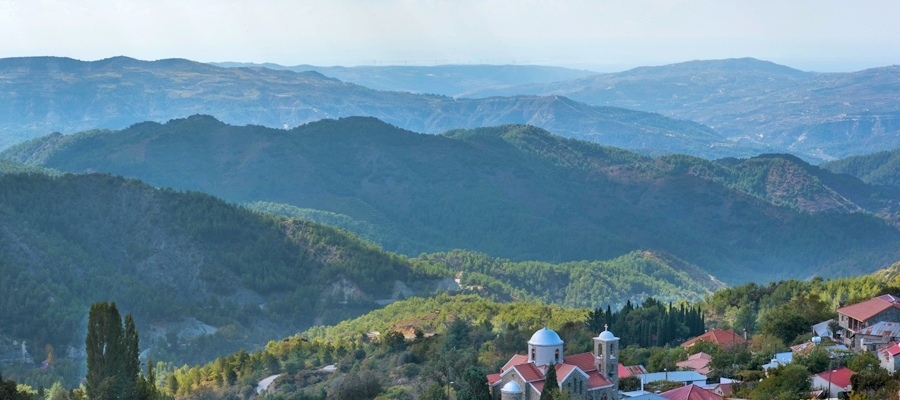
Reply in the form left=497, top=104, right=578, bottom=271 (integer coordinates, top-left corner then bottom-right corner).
left=86, top=302, right=152, bottom=400
left=540, top=363, right=559, bottom=400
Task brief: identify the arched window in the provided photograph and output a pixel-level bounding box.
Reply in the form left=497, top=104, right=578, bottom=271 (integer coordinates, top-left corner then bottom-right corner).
left=531, top=347, right=536, bottom=361
left=555, top=349, right=559, bottom=361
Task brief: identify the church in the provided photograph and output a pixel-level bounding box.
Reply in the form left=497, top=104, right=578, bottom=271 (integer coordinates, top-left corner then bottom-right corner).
left=487, top=326, right=620, bottom=400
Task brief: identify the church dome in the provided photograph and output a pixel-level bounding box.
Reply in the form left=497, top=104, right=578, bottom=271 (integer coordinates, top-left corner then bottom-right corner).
left=501, top=381, right=522, bottom=393
left=597, top=330, right=617, bottom=341
left=529, top=327, right=564, bottom=346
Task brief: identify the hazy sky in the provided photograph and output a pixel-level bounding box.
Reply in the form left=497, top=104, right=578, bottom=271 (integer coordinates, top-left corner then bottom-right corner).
left=2, top=0, right=898, bottom=72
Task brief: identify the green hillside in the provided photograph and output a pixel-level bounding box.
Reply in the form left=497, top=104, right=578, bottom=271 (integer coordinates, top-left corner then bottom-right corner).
left=4, top=116, right=900, bottom=283
left=0, top=172, right=724, bottom=389
left=821, top=148, right=900, bottom=190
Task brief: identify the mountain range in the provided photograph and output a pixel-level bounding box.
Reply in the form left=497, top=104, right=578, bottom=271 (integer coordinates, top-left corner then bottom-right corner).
left=0, top=56, right=754, bottom=159
left=5, top=115, right=900, bottom=284
left=210, top=62, right=597, bottom=96
left=461, top=58, right=900, bottom=161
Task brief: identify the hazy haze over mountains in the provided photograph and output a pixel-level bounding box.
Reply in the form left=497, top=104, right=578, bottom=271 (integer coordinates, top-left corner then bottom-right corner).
left=0, top=56, right=760, bottom=158
left=462, top=58, right=900, bottom=161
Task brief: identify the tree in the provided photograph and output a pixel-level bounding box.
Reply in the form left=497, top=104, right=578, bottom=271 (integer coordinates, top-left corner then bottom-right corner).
left=0, top=373, right=32, bottom=400
left=456, top=366, right=491, bottom=400
left=750, top=364, right=811, bottom=400
left=540, top=363, right=559, bottom=400
left=85, top=302, right=158, bottom=400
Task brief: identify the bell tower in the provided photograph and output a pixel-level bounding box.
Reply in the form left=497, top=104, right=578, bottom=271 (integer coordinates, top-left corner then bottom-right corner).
left=593, top=325, right=619, bottom=387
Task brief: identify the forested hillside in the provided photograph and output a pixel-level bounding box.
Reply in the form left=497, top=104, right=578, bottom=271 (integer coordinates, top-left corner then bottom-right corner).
left=0, top=172, right=443, bottom=381
left=0, top=56, right=755, bottom=158
left=0, top=172, right=723, bottom=389
left=821, top=147, right=900, bottom=190
left=463, top=58, right=900, bottom=160
left=5, top=116, right=899, bottom=283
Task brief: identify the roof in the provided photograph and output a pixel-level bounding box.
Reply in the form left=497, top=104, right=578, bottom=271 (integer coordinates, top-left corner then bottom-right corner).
left=713, top=383, right=733, bottom=397
left=556, top=363, right=585, bottom=382
left=625, top=394, right=668, bottom=399
left=597, top=330, right=617, bottom=341
left=676, top=352, right=712, bottom=375
left=563, top=352, right=597, bottom=372
left=837, top=297, right=900, bottom=322
left=791, top=341, right=848, bottom=354
left=814, top=367, right=854, bottom=389
left=487, top=374, right=502, bottom=386
left=501, top=354, right=528, bottom=372
left=618, top=363, right=648, bottom=378
left=881, top=342, right=900, bottom=357
left=529, top=327, right=564, bottom=346
left=681, top=329, right=746, bottom=347
left=812, top=319, right=834, bottom=337
left=500, top=381, right=522, bottom=393
left=659, top=384, right=722, bottom=400
left=638, top=371, right=708, bottom=383
left=586, top=370, right=614, bottom=389
left=508, top=363, right=545, bottom=383
left=857, top=321, right=900, bottom=337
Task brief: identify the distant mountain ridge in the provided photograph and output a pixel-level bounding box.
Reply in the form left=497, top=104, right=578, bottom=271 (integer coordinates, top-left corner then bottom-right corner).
left=210, top=62, right=597, bottom=96
left=5, top=115, right=900, bottom=283
left=821, top=148, right=900, bottom=190
left=0, top=56, right=767, bottom=158
left=462, top=57, right=900, bottom=160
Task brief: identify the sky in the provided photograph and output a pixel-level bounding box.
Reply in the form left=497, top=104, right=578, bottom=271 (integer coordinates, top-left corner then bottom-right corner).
left=1, top=0, right=899, bottom=72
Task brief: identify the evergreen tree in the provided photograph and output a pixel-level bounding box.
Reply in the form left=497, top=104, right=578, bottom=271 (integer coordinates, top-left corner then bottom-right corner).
left=540, top=363, right=559, bottom=400
left=86, top=302, right=156, bottom=400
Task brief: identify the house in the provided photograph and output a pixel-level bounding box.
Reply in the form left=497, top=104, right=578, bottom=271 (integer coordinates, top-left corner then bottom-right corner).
left=837, top=294, right=900, bottom=349
left=877, top=342, right=900, bottom=373
left=635, top=371, right=707, bottom=387
left=621, top=394, right=666, bottom=399
left=658, top=384, right=722, bottom=400
left=812, top=319, right=835, bottom=339
left=680, top=329, right=746, bottom=348
left=810, top=367, right=854, bottom=399
left=490, top=326, right=620, bottom=400
left=675, top=352, right=711, bottom=375
left=854, top=321, right=900, bottom=351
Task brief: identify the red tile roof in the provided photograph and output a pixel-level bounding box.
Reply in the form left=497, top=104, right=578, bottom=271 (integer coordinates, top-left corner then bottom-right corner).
left=556, top=363, right=578, bottom=382
left=487, top=374, right=501, bottom=386
left=586, top=371, right=614, bottom=389
left=511, top=363, right=545, bottom=383
left=660, top=384, right=723, bottom=400
left=618, top=364, right=630, bottom=377
left=681, top=329, right=746, bottom=347
left=676, top=352, right=712, bottom=375
left=563, top=352, right=597, bottom=372
left=837, top=297, right=900, bottom=322
left=888, top=343, right=900, bottom=356
left=815, top=367, right=855, bottom=389
left=530, top=381, right=544, bottom=393
left=501, top=354, right=529, bottom=373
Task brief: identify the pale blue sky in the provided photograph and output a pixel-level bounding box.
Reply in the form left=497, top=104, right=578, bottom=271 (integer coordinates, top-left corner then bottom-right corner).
left=1, top=0, right=898, bottom=72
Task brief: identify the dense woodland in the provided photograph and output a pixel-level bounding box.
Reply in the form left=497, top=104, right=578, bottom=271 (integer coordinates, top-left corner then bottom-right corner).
left=5, top=117, right=900, bottom=283
left=0, top=171, right=727, bottom=390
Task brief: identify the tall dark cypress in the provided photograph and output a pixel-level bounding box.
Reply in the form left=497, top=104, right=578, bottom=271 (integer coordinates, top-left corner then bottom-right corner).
left=540, top=363, right=559, bottom=400
left=123, top=314, right=141, bottom=400
left=86, top=302, right=148, bottom=400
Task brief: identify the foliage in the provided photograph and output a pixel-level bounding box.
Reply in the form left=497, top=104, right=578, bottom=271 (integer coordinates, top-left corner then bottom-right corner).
left=749, top=364, right=811, bottom=400
left=540, top=362, right=559, bottom=400
left=0, top=373, right=31, bottom=400
left=7, top=116, right=900, bottom=285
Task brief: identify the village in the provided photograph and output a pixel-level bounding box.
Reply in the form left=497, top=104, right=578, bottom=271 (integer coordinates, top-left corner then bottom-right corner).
left=487, top=294, right=900, bottom=400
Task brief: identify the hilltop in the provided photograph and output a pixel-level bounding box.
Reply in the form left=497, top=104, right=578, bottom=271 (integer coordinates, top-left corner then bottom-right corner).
left=0, top=56, right=752, bottom=158
left=463, top=58, right=900, bottom=160
left=5, top=115, right=900, bottom=283
left=210, top=62, right=597, bottom=96
left=821, top=147, right=900, bottom=189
